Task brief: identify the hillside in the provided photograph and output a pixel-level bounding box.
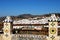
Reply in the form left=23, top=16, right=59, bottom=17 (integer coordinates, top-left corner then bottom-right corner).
left=0, top=13, right=60, bottom=22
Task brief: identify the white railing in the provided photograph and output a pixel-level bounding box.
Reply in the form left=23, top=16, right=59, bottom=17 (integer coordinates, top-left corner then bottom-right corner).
left=12, top=34, right=47, bottom=40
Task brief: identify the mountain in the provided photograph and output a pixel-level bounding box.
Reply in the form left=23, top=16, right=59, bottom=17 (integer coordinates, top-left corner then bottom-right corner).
left=17, top=14, right=34, bottom=18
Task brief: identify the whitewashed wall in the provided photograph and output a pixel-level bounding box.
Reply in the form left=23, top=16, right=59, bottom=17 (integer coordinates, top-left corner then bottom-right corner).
left=13, top=17, right=49, bottom=24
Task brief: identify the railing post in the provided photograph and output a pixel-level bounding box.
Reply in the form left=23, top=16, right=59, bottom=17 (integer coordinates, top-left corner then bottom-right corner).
left=47, top=14, right=59, bottom=40
left=3, top=16, right=13, bottom=40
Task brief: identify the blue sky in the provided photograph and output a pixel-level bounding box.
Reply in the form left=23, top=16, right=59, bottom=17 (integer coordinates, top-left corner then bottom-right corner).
left=0, top=0, right=60, bottom=16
